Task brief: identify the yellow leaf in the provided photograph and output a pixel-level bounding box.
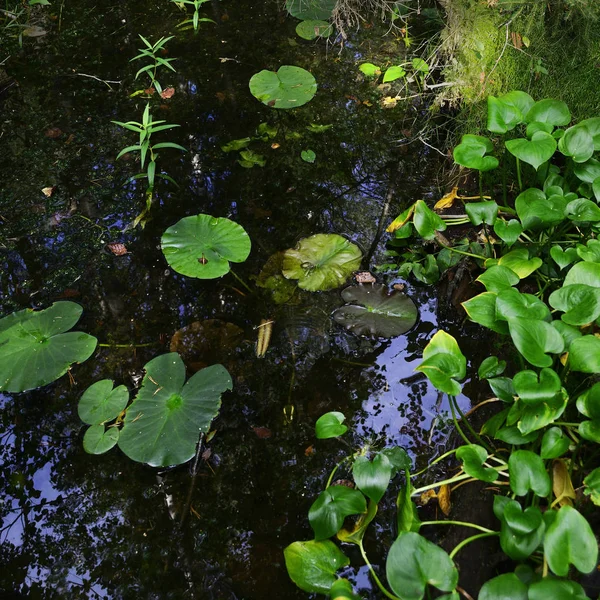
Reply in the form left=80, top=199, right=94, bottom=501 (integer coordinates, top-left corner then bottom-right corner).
left=434, top=186, right=459, bottom=211
left=419, top=489, right=437, bottom=505
left=381, top=96, right=397, bottom=109
left=386, top=204, right=415, bottom=233
left=362, top=100, right=373, bottom=107
left=438, top=484, right=451, bottom=516
left=256, top=318, right=274, bottom=358
left=553, top=459, right=576, bottom=507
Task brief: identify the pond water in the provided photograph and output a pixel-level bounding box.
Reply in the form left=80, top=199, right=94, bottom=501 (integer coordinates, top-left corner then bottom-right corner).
left=0, top=1, right=482, bottom=597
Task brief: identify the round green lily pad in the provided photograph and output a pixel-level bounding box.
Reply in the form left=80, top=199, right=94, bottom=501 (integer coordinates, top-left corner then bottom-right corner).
left=161, top=214, right=251, bottom=279
left=332, top=284, right=418, bottom=337
left=282, top=233, right=362, bottom=291
left=117, top=353, right=232, bottom=467
left=285, top=0, right=336, bottom=20
left=0, top=301, right=97, bottom=393
left=296, top=20, right=332, bottom=40
left=83, top=425, right=120, bottom=455
left=78, top=379, right=129, bottom=425
left=249, top=66, right=317, bottom=109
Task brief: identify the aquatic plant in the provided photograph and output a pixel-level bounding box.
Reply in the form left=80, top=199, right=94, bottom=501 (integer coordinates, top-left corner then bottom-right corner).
left=171, top=0, right=215, bottom=32
left=295, top=19, right=332, bottom=40
left=249, top=66, right=317, bottom=109
left=285, top=0, right=336, bottom=20
left=161, top=213, right=251, bottom=279
left=0, top=302, right=97, bottom=393
left=130, top=34, right=176, bottom=94
left=79, top=353, right=232, bottom=467
left=282, top=233, right=362, bottom=291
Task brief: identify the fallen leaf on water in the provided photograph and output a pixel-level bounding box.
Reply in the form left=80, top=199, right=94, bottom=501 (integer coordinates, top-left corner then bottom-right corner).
left=107, top=242, right=128, bottom=256
left=160, top=87, right=175, bottom=99
left=256, top=318, right=274, bottom=358
left=419, top=489, right=437, bottom=505
left=215, top=91, right=226, bottom=102
left=438, top=484, right=451, bottom=515
left=355, top=271, right=376, bottom=284
left=22, top=26, right=47, bottom=37
left=45, top=127, right=62, bottom=139
left=41, top=186, right=55, bottom=197
left=271, top=143, right=281, bottom=149
left=434, top=186, right=460, bottom=210
left=252, top=426, right=272, bottom=439
left=381, top=96, right=397, bottom=109
left=304, top=445, right=315, bottom=456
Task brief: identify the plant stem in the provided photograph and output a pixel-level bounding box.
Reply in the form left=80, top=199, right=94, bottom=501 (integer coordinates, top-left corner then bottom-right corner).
left=436, top=242, right=483, bottom=260
left=448, top=396, right=474, bottom=447
left=412, top=473, right=472, bottom=496
left=478, top=171, right=484, bottom=201
left=516, top=157, right=523, bottom=191
left=358, top=541, right=401, bottom=600
left=449, top=532, right=499, bottom=560
left=421, top=520, right=495, bottom=534
left=229, top=269, right=253, bottom=294
left=411, top=448, right=459, bottom=477
left=97, top=342, right=157, bottom=348
left=450, top=395, right=493, bottom=453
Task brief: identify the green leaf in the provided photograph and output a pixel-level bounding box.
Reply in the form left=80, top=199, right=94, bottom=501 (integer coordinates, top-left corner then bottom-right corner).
left=462, top=292, right=509, bottom=335
left=358, top=62, right=381, bottom=77
left=331, top=283, right=418, bottom=337
left=0, top=302, right=97, bottom=393
left=566, top=198, right=600, bottom=223
left=397, top=481, right=421, bottom=533
left=564, top=261, right=600, bottom=287
left=285, top=0, right=336, bottom=20
left=221, top=137, right=252, bottom=152
left=576, top=383, right=600, bottom=419
left=508, top=317, right=564, bottom=368
left=309, top=486, right=367, bottom=540
left=574, top=157, right=600, bottom=183
left=544, top=506, right=598, bottom=576
left=415, top=330, right=466, bottom=395
left=477, top=265, right=519, bottom=292
left=549, top=284, right=600, bottom=325
left=525, top=99, right=571, bottom=127
left=578, top=117, right=600, bottom=150
left=296, top=19, right=332, bottom=40
left=558, top=125, right=595, bottom=163
left=493, top=219, right=523, bottom=246
left=284, top=540, right=349, bottom=593
left=465, top=200, right=498, bottom=225
left=386, top=532, right=458, bottom=600
left=315, top=412, right=348, bottom=439
left=479, top=573, right=528, bottom=600
left=352, top=453, right=392, bottom=503
left=517, top=394, right=567, bottom=435
left=413, top=200, right=447, bottom=240
left=506, top=131, right=557, bottom=171
left=569, top=335, right=600, bottom=373
left=515, top=188, right=566, bottom=231
left=528, top=578, right=588, bottom=600
left=282, top=234, right=362, bottom=291
left=301, top=149, right=316, bottom=163
left=541, top=427, right=570, bottom=459
left=78, top=380, right=129, bottom=425
left=117, top=354, right=232, bottom=467
left=577, top=238, right=600, bottom=263
left=583, top=467, right=600, bottom=505
left=579, top=420, right=600, bottom=442
left=478, top=356, right=506, bottom=379
left=551, top=321, right=582, bottom=348
left=337, top=499, right=378, bottom=544
left=330, top=578, right=360, bottom=599
left=453, top=134, right=499, bottom=172
left=495, top=426, right=538, bottom=445
left=161, top=214, right=251, bottom=279
left=495, top=289, right=550, bottom=322
left=306, top=123, right=333, bottom=133
left=249, top=65, right=317, bottom=109
left=83, top=425, right=119, bottom=455
left=513, top=368, right=561, bottom=405
left=508, top=450, right=551, bottom=496
left=494, top=248, right=542, bottom=278
left=238, top=149, right=266, bottom=167
left=383, top=65, right=406, bottom=83
left=551, top=246, right=580, bottom=270
left=487, top=92, right=532, bottom=134
left=488, top=376, right=516, bottom=402
left=381, top=447, right=411, bottom=475
left=456, top=444, right=498, bottom=482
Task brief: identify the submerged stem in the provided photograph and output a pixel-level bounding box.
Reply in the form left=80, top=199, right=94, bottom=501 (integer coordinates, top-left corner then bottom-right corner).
left=229, top=268, right=253, bottom=294
left=358, top=541, right=401, bottom=600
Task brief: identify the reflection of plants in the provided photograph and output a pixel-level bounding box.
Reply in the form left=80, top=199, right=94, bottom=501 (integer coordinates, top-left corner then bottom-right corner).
left=113, top=103, right=186, bottom=216
left=79, top=353, right=232, bottom=467
left=171, top=0, right=215, bottom=33
left=130, top=35, right=176, bottom=94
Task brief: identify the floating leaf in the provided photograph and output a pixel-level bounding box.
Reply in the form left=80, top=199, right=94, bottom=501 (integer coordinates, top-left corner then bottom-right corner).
left=282, top=234, right=362, bottom=291
left=0, top=302, right=97, bottom=393
left=78, top=380, right=129, bottom=425
left=249, top=65, right=317, bottom=109
left=315, top=411, right=348, bottom=439
left=83, top=425, right=119, bottom=455
left=383, top=66, right=406, bottom=83
left=359, top=62, right=381, bottom=77
left=285, top=0, right=336, bottom=20
left=284, top=540, right=349, bottom=593
left=161, top=214, right=251, bottom=279
left=332, top=283, right=417, bottom=337
left=296, top=19, right=332, bottom=40
left=301, top=149, right=316, bottom=163
left=118, top=354, right=232, bottom=467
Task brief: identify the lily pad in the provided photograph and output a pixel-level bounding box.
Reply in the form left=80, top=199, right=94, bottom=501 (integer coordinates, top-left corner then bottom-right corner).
left=78, top=379, right=129, bottom=425
left=83, top=425, right=120, bottom=455
left=0, top=302, right=98, bottom=393
left=249, top=66, right=317, bottom=109
left=296, top=20, right=332, bottom=40
left=282, top=234, right=362, bottom=291
left=285, top=0, right=336, bottom=20
left=161, top=214, right=251, bottom=279
left=118, top=353, right=232, bottom=467
left=332, top=283, right=417, bottom=337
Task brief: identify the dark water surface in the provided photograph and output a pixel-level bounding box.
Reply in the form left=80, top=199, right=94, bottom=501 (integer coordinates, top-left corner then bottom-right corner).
left=0, top=1, right=475, bottom=597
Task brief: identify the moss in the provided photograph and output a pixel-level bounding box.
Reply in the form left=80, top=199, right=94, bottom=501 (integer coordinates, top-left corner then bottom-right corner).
left=438, top=0, right=600, bottom=133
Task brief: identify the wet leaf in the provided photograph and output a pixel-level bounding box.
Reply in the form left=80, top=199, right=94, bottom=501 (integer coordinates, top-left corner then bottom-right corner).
left=83, top=425, right=119, bottom=455
left=438, top=484, right=451, bottom=515
left=285, top=0, right=335, bottom=20
left=249, top=65, right=317, bottom=109
left=41, top=186, right=55, bottom=197
left=358, top=62, right=381, bottom=77
left=315, top=411, right=347, bottom=439
left=301, top=149, right=316, bottom=163
left=296, top=19, right=332, bottom=40
left=309, top=486, right=366, bottom=540
left=255, top=318, right=273, bottom=358
left=78, top=379, right=129, bottom=425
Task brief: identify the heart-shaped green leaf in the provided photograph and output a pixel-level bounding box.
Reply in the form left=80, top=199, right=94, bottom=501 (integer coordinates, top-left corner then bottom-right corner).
left=415, top=330, right=466, bottom=395
left=493, top=248, right=542, bottom=278
left=525, top=98, right=571, bottom=127
left=517, top=393, right=567, bottom=435
left=509, top=450, right=551, bottom=496
left=337, top=499, right=378, bottom=544
left=285, top=0, right=336, bottom=19
left=503, top=501, right=543, bottom=535
left=329, top=579, right=360, bottom=599
left=478, top=356, right=506, bottom=379
left=579, top=420, right=600, bottom=442
left=161, top=214, right=251, bottom=279
left=462, top=292, right=508, bottom=335
left=118, top=354, right=232, bottom=467
left=296, top=20, right=332, bottom=40
left=358, top=62, right=381, bottom=77
left=577, top=238, right=600, bottom=263
left=549, top=284, right=600, bottom=325
left=495, top=426, right=538, bottom=445
left=453, top=134, right=498, bottom=171
left=541, top=427, right=570, bottom=459
left=0, top=301, right=97, bottom=393
left=386, top=532, right=458, bottom=600
left=508, top=317, right=564, bottom=368
left=576, top=383, right=600, bottom=419
left=552, top=320, right=583, bottom=348
left=528, top=578, right=588, bottom=600
left=487, top=91, right=533, bottom=133
left=479, top=573, right=528, bottom=600
left=465, top=201, right=498, bottom=225
left=282, top=233, right=362, bottom=291
left=564, top=261, right=600, bottom=287
left=352, top=453, right=392, bottom=503
left=83, top=424, right=119, bottom=455
left=78, top=379, right=129, bottom=425
left=515, top=188, right=566, bottom=230
left=383, top=65, right=406, bottom=83
left=544, top=506, right=598, bottom=576
left=315, top=411, right=348, bottom=439
left=513, top=368, right=561, bottom=405
left=493, top=219, right=523, bottom=245
left=413, top=200, right=447, bottom=240
left=249, top=65, right=317, bottom=109
left=477, top=266, right=520, bottom=293
left=574, top=158, right=600, bottom=183
left=456, top=444, right=498, bottom=482
left=495, top=289, right=550, bottom=322
left=381, top=447, right=411, bottom=475
left=551, top=246, right=580, bottom=270
left=566, top=198, right=600, bottom=222
left=558, top=124, right=595, bottom=162
left=284, top=539, right=349, bottom=593
left=569, top=335, right=600, bottom=372
left=309, top=486, right=367, bottom=540
left=506, top=131, right=557, bottom=171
